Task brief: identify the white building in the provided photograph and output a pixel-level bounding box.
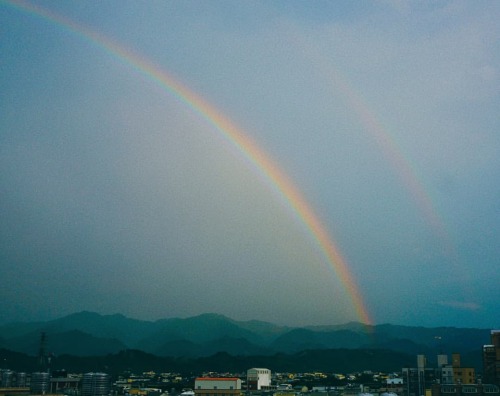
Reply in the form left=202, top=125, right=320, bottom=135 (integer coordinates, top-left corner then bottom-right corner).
left=246, top=368, right=271, bottom=390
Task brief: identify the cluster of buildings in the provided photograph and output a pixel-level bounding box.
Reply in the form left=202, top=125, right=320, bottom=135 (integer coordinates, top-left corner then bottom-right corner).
left=401, top=352, right=496, bottom=396
left=183, top=331, right=500, bottom=396
left=0, top=331, right=498, bottom=396
left=0, top=371, right=109, bottom=396
left=404, top=328, right=500, bottom=391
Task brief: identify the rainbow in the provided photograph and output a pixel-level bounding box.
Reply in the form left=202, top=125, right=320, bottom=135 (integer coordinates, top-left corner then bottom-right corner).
left=330, top=74, right=455, bottom=255
left=288, top=30, right=456, bottom=254
left=321, top=66, right=470, bottom=300
left=3, top=0, right=373, bottom=324
left=287, top=31, right=470, bottom=300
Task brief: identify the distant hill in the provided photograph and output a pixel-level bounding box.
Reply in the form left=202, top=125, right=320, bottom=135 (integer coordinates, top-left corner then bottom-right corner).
left=0, top=329, right=126, bottom=357
left=0, top=347, right=415, bottom=376
left=271, top=328, right=367, bottom=352
left=0, top=348, right=40, bottom=372
left=146, top=336, right=270, bottom=358
left=0, top=311, right=491, bottom=370
left=135, top=313, right=271, bottom=353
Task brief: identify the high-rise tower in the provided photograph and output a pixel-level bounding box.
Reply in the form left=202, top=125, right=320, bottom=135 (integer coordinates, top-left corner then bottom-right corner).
left=483, top=330, right=500, bottom=384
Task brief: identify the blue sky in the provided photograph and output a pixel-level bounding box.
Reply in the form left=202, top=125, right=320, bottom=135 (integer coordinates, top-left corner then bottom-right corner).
left=0, top=0, right=499, bottom=328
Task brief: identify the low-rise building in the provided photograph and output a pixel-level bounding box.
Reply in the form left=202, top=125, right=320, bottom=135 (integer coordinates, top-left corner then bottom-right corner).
left=194, top=378, right=241, bottom=396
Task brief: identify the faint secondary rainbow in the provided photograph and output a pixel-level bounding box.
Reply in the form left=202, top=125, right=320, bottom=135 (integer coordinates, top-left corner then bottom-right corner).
left=3, top=0, right=373, bottom=325
left=288, top=29, right=458, bottom=258
left=322, top=67, right=470, bottom=297
left=336, top=75, right=456, bottom=255
left=288, top=30, right=471, bottom=300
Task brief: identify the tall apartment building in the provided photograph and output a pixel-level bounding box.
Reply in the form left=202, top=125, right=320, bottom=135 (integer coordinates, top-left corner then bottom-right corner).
left=403, top=355, right=437, bottom=396
left=194, top=378, right=241, bottom=396
left=436, top=353, right=475, bottom=385
left=450, top=353, right=475, bottom=384
left=246, top=368, right=271, bottom=390
left=483, top=330, right=500, bottom=385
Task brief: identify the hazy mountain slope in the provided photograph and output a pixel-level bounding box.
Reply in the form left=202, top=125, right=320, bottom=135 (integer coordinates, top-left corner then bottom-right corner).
left=0, top=311, right=156, bottom=347
left=47, top=330, right=126, bottom=356
left=371, top=324, right=490, bottom=354
left=226, top=319, right=291, bottom=343
left=271, top=329, right=366, bottom=352
left=153, top=339, right=201, bottom=357
left=170, top=348, right=415, bottom=373
left=0, top=321, right=47, bottom=340
left=43, top=311, right=156, bottom=346
left=271, top=328, right=325, bottom=352
left=152, top=336, right=270, bottom=358
left=0, top=312, right=491, bottom=360
left=306, top=321, right=374, bottom=333
left=198, top=336, right=270, bottom=357
left=0, top=348, right=39, bottom=372
left=3, top=329, right=126, bottom=357
left=135, top=313, right=265, bottom=351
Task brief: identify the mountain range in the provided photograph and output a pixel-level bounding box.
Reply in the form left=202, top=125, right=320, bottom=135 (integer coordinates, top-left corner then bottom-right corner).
left=0, top=311, right=491, bottom=371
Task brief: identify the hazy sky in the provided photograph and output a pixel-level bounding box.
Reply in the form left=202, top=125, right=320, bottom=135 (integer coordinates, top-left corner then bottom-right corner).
left=1, top=0, right=499, bottom=328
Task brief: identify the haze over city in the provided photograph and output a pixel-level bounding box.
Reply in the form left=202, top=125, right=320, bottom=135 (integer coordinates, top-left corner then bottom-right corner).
left=1, top=1, right=498, bottom=329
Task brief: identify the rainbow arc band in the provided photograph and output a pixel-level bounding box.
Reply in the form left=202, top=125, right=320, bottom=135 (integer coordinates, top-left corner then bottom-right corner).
left=3, top=0, right=372, bottom=325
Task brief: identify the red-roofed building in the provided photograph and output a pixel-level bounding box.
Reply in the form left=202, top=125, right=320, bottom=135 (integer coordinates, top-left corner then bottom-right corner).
left=194, top=378, right=241, bottom=396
